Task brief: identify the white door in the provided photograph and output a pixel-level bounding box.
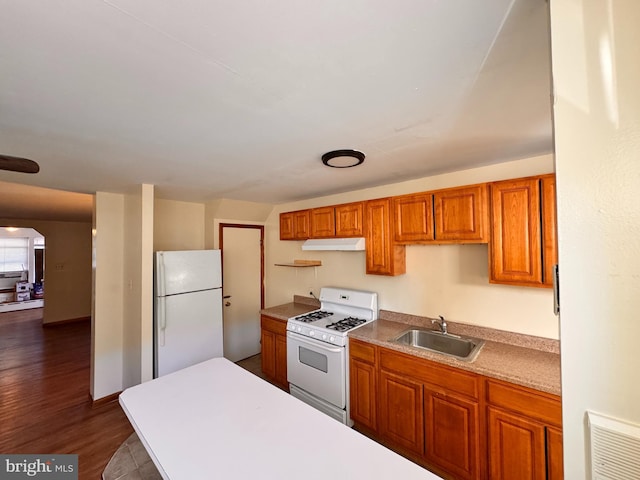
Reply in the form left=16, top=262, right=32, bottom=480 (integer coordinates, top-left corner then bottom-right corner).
left=221, top=225, right=263, bottom=362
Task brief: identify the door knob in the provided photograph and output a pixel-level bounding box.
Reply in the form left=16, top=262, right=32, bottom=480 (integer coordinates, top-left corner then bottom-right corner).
left=225, top=301, right=231, bottom=307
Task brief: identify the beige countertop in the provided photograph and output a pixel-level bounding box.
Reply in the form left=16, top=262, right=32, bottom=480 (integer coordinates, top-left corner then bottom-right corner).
left=349, top=316, right=561, bottom=396
left=260, top=300, right=561, bottom=396
left=260, top=297, right=319, bottom=322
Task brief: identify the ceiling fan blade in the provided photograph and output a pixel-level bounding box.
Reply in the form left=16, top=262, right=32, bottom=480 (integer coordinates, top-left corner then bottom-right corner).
left=0, top=154, right=40, bottom=174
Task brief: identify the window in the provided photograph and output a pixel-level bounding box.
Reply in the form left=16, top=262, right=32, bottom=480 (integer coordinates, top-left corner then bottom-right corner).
left=0, top=237, right=29, bottom=274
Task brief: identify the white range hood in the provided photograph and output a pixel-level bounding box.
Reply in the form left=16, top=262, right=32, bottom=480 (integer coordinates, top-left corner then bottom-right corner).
left=301, top=238, right=365, bottom=251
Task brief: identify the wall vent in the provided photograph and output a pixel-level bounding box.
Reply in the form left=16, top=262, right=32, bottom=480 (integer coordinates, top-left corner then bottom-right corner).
left=588, top=411, right=640, bottom=480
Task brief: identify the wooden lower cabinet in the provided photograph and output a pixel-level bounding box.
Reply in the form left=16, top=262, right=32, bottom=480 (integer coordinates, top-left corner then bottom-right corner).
left=488, top=406, right=547, bottom=479
left=379, top=370, right=425, bottom=457
left=377, top=347, right=481, bottom=480
left=348, top=342, right=563, bottom=480
left=260, top=315, right=288, bottom=390
left=424, top=388, right=480, bottom=480
left=546, top=426, right=564, bottom=480
left=486, top=379, right=563, bottom=480
left=349, top=339, right=378, bottom=431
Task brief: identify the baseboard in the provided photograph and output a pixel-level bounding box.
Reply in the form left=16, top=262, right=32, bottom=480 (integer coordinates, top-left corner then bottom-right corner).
left=91, top=391, right=122, bottom=408
left=43, top=316, right=90, bottom=327
left=0, top=299, right=44, bottom=312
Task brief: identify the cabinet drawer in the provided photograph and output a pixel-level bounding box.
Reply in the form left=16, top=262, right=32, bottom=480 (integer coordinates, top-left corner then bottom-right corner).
left=486, top=379, right=562, bottom=427
left=350, top=339, right=377, bottom=364
left=380, top=348, right=479, bottom=400
left=261, top=315, right=287, bottom=335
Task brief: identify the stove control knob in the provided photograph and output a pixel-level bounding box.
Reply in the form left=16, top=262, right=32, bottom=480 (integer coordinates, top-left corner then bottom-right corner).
left=310, top=330, right=315, bottom=336
left=330, top=336, right=335, bottom=343
left=297, top=326, right=302, bottom=332
left=322, top=334, right=327, bottom=340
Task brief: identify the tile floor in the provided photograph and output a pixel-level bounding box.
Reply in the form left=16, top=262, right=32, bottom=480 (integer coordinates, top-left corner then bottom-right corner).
left=102, top=354, right=269, bottom=480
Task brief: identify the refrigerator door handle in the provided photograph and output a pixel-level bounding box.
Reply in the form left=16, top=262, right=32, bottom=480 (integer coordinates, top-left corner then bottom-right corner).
left=157, top=252, right=166, bottom=297
left=158, top=296, right=167, bottom=346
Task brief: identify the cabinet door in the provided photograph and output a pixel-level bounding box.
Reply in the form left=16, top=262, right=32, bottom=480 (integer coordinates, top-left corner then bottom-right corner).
left=275, top=332, right=288, bottom=390
left=546, top=426, right=564, bottom=480
left=350, top=358, right=377, bottom=431
left=489, top=178, right=543, bottom=286
left=261, top=329, right=276, bottom=379
left=541, top=175, right=558, bottom=287
left=335, top=202, right=364, bottom=237
left=293, top=210, right=310, bottom=239
left=393, top=193, right=434, bottom=243
left=488, top=407, right=547, bottom=480
left=279, top=212, right=295, bottom=240
left=365, top=198, right=406, bottom=276
left=310, top=207, right=335, bottom=238
left=434, top=184, right=489, bottom=243
left=379, top=370, right=424, bottom=456
left=424, top=388, right=480, bottom=480
left=280, top=210, right=310, bottom=240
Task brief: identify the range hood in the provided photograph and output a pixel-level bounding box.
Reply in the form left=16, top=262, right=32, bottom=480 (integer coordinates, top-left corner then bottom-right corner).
left=301, top=238, right=366, bottom=251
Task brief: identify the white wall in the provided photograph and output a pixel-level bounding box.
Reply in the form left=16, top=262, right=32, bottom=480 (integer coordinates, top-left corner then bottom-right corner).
left=550, top=1, right=640, bottom=478
left=204, top=198, right=274, bottom=248
left=265, top=155, right=559, bottom=339
left=154, top=198, right=205, bottom=251
left=92, top=192, right=125, bottom=399
left=92, top=186, right=155, bottom=399
left=122, top=185, right=155, bottom=389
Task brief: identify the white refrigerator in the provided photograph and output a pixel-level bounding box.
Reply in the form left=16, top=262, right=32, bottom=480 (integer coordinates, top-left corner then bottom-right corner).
left=154, top=249, right=224, bottom=378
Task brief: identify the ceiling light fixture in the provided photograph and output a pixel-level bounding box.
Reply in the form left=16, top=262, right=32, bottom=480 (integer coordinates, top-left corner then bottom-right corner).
left=321, top=149, right=365, bottom=168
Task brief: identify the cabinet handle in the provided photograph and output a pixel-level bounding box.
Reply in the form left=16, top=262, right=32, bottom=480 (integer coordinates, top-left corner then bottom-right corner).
left=552, top=264, right=560, bottom=315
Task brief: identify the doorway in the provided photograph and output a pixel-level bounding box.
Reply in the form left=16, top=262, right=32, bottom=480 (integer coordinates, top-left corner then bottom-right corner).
left=219, top=224, right=264, bottom=362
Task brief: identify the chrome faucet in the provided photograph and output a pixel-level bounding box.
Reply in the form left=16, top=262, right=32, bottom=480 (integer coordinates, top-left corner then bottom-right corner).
left=432, top=315, right=448, bottom=335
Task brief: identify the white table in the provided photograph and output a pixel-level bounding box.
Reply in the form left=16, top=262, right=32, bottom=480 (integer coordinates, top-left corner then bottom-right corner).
left=119, top=357, right=441, bottom=480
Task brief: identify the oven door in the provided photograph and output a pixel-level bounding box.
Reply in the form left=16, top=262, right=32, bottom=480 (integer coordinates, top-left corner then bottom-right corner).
left=286, top=331, right=346, bottom=409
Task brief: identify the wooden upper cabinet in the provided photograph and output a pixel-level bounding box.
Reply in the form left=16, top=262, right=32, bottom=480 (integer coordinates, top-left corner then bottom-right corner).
left=308, top=202, right=364, bottom=238
left=489, top=177, right=544, bottom=286
left=489, top=175, right=557, bottom=287
left=365, top=198, right=406, bottom=276
left=393, top=193, right=434, bottom=243
left=393, top=184, right=488, bottom=244
left=279, top=210, right=310, bottom=240
left=335, top=202, right=364, bottom=237
left=310, top=207, right=335, bottom=238
left=541, top=175, right=558, bottom=287
left=434, top=184, right=489, bottom=243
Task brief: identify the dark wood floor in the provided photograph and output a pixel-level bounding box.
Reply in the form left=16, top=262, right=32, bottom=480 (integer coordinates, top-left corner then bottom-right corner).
left=0, top=309, right=133, bottom=480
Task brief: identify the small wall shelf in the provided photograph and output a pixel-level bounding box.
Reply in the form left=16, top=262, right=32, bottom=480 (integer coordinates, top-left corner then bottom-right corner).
left=274, top=260, right=322, bottom=267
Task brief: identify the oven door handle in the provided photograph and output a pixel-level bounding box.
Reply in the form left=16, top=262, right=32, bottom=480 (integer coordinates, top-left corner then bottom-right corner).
left=286, top=331, right=344, bottom=353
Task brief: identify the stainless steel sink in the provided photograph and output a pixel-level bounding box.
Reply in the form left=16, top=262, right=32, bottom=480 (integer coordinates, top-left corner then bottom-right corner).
left=392, top=328, right=484, bottom=362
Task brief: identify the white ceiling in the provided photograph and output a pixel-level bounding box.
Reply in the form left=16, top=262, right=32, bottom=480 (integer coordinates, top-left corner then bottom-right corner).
left=0, top=0, right=552, bottom=221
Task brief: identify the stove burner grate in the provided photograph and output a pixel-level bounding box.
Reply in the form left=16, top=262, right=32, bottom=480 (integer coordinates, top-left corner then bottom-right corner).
left=294, top=310, right=333, bottom=323
left=325, top=317, right=367, bottom=332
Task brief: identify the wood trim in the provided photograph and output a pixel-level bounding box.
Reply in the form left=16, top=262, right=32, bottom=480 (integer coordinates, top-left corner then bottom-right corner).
left=219, top=223, right=265, bottom=309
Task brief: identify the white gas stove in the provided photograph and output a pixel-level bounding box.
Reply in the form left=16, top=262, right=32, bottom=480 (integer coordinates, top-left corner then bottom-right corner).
left=286, top=287, right=378, bottom=347
left=286, top=287, right=378, bottom=425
